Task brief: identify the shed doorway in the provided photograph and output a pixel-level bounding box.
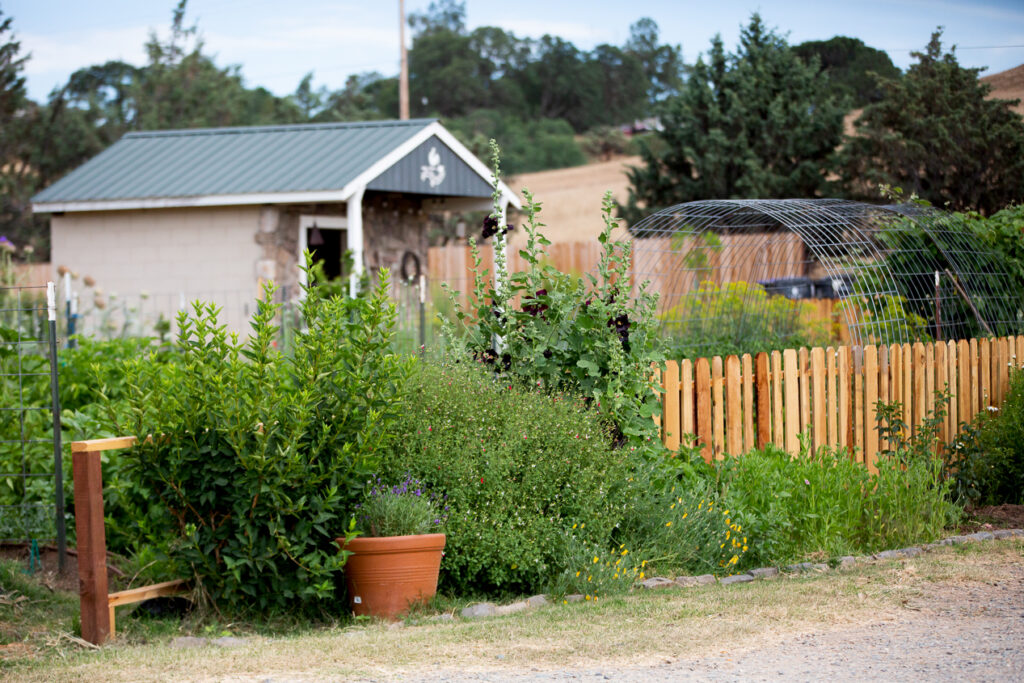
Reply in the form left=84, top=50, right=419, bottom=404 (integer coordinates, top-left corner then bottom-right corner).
left=298, top=215, right=348, bottom=287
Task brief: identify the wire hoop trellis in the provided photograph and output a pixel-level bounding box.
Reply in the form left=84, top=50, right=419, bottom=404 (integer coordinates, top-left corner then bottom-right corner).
left=0, top=283, right=66, bottom=570
left=625, top=199, right=1024, bottom=358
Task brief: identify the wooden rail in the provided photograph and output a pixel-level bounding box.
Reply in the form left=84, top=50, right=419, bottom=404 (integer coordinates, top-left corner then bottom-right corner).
left=658, top=335, right=1024, bottom=469
left=70, top=435, right=187, bottom=645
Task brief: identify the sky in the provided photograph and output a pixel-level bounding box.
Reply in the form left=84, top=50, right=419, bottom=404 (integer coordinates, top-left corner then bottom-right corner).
left=6, top=0, right=1024, bottom=103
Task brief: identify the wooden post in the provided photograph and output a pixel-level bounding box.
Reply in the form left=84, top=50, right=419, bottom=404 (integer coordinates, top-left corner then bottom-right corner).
left=826, top=347, right=838, bottom=448
left=771, top=350, right=784, bottom=449
left=783, top=349, right=800, bottom=456
left=755, top=352, right=771, bottom=449
left=712, top=356, right=725, bottom=459
left=72, top=450, right=110, bottom=645
left=811, top=347, right=826, bottom=454
left=864, top=345, right=879, bottom=473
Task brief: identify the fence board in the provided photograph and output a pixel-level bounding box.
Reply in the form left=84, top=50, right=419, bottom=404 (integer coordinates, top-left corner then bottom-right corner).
left=878, top=345, right=889, bottom=453
left=771, top=350, right=784, bottom=449
left=925, top=342, right=935, bottom=436
left=755, top=352, right=771, bottom=449
left=811, top=347, right=826, bottom=453
left=958, top=339, right=971, bottom=425
left=902, top=343, right=913, bottom=433
left=889, top=344, right=902, bottom=430
left=864, top=345, right=879, bottom=472
left=945, top=341, right=957, bottom=439
left=726, top=355, right=742, bottom=456
left=664, top=361, right=680, bottom=451
left=838, top=346, right=850, bottom=451
left=935, top=341, right=948, bottom=448
left=712, top=356, right=725, bottom=459
left=742, top=354, right=754, bottom=452
left=681, top=359, right=694, bottom=438
left=913, top=342, right=926, bottom=436
left=826, top=347, right=838, bottom=448
left=970, top=338, right=980, bottom=418
left=695, top=358, right=712, bottom=463
left=783, top=349, right=799, bottom=456
left=853, top=346, right=864, bottom=461
left=799, top=347, right=811, bottom=439
left=980, top=338, right=991, bottom=409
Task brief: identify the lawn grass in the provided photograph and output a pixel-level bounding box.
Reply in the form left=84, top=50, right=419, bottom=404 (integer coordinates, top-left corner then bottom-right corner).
left=2, top=539, right=1020, bottom=682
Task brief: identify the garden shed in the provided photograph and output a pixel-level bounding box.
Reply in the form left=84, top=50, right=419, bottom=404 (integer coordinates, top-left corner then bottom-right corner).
left=31, top=119, right=519, bottom=332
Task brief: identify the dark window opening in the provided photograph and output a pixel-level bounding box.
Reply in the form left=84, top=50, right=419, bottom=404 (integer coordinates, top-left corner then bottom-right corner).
left=307, top=227, right=346, bottom=281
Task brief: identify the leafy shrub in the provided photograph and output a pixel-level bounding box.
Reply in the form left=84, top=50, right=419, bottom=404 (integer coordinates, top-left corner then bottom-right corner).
left=378, top=361, right=630, bottom=596
left=662, top=280, right=829, bottom=358
left=714, top=438, right=957, bottom=566
left=946, top=369, right=1024, bottom=505
left=444, top=148, right=663, bottom=444
left=114, top=271, right=413, bottom=613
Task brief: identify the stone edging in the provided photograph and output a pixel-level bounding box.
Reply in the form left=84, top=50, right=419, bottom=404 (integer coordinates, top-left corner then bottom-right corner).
left=459, top=529, right=1023, bottom=619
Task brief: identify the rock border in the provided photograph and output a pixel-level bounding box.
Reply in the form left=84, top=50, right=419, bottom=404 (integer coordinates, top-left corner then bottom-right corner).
left=459, top=529, right=1024, bottom=619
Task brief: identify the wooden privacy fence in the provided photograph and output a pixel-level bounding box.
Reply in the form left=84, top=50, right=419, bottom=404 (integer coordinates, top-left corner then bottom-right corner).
left=657, top=335, right=1024, bottom=470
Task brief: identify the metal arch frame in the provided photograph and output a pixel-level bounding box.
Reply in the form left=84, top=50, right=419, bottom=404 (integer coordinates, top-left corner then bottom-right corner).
left=624, top=198, right=1023, bottom=353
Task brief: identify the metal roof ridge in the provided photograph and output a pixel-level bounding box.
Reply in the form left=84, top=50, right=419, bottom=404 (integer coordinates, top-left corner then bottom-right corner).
left=121, top=118, right=437, bottom=139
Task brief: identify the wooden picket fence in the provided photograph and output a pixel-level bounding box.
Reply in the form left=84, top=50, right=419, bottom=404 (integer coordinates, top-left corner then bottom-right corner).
left=657, top=335, right=1024, bottom=471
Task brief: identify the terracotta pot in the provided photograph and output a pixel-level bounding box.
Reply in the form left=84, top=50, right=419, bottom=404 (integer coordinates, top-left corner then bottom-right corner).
left=337, top=533, right=446, bottom=620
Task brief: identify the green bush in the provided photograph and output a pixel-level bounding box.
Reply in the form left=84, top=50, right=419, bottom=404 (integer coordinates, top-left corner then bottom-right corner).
left=444, top=149, right=663, bottom=445
left=714, top=439, right=958, bottom=567
left=113, top=271, right=413, bottom=613
left=662, top=280, right=830, bottom=358
left=946, top=369, right=1024, bottom=505
left=379, top=361, right=630, bottom=596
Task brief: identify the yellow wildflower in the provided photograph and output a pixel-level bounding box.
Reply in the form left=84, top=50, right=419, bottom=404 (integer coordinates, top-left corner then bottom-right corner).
left=682, top=512, right=688, bottom=519
left=593, top=556, right=599, bottom=564
left=665, top=521, right=672, bottom=527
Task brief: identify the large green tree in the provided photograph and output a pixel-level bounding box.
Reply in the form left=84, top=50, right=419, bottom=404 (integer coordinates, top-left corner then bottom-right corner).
left=621, top=14, right=846, bottom=224
left=793, top=36, right=900, bottom=107
left=843, top=31, right=1024, bottom=214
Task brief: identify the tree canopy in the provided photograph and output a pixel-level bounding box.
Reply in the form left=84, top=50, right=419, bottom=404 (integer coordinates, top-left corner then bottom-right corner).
left=620, top=14, right=846, bottom=224
left=843, top=30, right=1024, bottom=215
left=793, top=36, right=900, bottom=107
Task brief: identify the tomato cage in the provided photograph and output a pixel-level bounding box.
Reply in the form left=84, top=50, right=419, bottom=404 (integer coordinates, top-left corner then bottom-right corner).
left=624, top=199, right=1023, bottom=358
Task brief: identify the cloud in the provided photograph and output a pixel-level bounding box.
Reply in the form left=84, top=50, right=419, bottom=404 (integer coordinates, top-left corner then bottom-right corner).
left=19, top=26, right=150, bottom=76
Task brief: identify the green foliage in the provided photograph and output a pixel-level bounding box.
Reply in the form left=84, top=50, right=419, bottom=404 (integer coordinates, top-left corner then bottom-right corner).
left=843, top=30, right=1024, bottom=215
left=967, top=204, right=1024, bottom=301
left=945, top=369, right=1024, bottom=505
left=581, top=126, right=630, bottom=161
left=112, top=269, right=414, bottom=613
left=446, top=111, right=585, bottom=175
left=379, top=361, right=629, bottom=595
left=443, top=145, right=663, bottom=444
left=356, top=475, right=446, bottom=537
left=621, top=13, right=846, bottom=224
left=714, top=438, right=958, bottom=567
left=793, top=36, right=900, bottom=107
left=661, top=280, right=830, bottom=358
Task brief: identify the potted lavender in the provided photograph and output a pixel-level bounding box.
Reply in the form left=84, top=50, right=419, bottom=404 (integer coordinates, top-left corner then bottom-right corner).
left=337, top=476, right=447, bottom=620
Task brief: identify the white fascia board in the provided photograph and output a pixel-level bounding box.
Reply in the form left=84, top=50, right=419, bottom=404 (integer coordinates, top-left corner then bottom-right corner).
left=32, top=189, right=348, bottom=214
left=339, top=121, right=522, bottom=210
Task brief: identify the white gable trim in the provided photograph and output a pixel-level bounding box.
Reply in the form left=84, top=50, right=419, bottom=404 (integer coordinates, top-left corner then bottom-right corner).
left=339, top=121, right=521, bottom=210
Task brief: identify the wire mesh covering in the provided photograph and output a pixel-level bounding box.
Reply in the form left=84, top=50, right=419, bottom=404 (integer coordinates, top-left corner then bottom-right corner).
left=626, top=199, right=1024, bottom=358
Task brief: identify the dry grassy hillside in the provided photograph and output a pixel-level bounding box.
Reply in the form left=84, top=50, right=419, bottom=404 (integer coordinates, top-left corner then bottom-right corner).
left=983, top=63, right=1024, bottom=115
left=509, top=156, right=638, bottom=246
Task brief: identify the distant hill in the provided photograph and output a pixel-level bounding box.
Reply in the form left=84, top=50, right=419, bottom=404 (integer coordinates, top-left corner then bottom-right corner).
left=982, top=63, right=1024, bottom=115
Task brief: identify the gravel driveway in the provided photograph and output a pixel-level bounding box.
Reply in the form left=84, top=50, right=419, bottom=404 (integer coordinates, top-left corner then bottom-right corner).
left=406, top=558, right=1023, bottom=682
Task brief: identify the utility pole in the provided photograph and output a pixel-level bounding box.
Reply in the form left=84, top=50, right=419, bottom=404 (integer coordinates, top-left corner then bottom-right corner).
left=399, top=0, right=409, bottom=120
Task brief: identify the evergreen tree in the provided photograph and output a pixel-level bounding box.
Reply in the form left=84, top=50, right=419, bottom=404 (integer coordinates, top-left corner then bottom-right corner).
left=843, top=30, right=1024, bottom=215
left=621, top=14, right=846, bottom=224
left=793, top=36, right=900, bottom=106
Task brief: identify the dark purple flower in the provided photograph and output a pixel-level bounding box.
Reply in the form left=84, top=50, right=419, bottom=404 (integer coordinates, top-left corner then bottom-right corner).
left=608, top=313, right=631, bottom=352
left=482, top=215, right=501, bottom=239
left=523, top=289, right=548, bottom=317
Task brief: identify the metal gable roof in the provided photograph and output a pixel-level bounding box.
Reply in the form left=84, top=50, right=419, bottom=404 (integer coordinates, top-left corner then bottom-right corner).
left=31, top=119, right=439, bottom=207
